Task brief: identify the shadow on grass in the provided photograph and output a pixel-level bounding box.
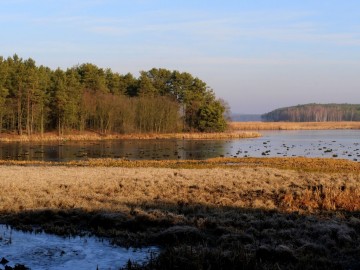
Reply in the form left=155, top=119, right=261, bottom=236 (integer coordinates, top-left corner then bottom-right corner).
left=1, top=202, right=360, bottom=270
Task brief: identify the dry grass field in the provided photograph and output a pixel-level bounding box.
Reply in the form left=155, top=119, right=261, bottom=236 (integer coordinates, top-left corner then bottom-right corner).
left=0, top=158, right=359, bottom=269
left=229, top=121, right=360, bottom=130
left=0, top=160, right=359, bottom=214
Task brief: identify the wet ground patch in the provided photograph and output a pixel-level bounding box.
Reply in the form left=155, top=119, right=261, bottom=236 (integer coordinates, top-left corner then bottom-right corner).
left=0, top=224, right=157, bottom=270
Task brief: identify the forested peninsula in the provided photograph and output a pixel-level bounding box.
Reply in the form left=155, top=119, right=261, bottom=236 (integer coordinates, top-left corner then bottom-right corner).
left=262, top=103, right=360, bottom=122
left=0, top=55, right=228, bottom=136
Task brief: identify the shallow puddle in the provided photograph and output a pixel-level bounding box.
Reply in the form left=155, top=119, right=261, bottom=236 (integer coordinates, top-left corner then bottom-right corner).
left=0, top=225, right=157, bottom=270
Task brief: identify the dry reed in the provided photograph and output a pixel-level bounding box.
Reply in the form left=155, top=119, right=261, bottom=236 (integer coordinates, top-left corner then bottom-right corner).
left=229, top=121, right=360, bottom=130
left=0, top=158, right=359, bottom=214
left=0, top=130, right=261, bottom=142
left=1, top=158, right=360, bottom=269
left=1, top=157, right=359, bottom=173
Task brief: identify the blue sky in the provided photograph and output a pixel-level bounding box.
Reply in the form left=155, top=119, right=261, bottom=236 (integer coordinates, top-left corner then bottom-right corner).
left=1, top=0, right=359, bottom=114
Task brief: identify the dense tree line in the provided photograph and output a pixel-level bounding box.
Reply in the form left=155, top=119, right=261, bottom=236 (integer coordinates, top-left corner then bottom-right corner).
left=0, top=55, right=227, bottom=135
left=262, top=103, right=360, bottom=122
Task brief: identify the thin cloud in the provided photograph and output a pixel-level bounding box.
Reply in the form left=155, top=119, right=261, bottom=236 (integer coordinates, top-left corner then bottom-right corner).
left=91, top=26, right=131, bottom=36
left=84, top=9, right=360, bottom=48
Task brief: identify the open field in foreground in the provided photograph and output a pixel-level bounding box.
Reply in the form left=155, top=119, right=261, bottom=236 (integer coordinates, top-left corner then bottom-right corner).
left=0, top=130, right=261, bottom=142
left=0, top=158, right=360, bottom=269
left=229, top=121, right=360, bottom=130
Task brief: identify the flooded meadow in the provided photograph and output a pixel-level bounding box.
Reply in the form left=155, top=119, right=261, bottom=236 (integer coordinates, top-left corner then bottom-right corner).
left=0, top=129, right=359, bottom=269
left=0, top=130, right=359, bottom=162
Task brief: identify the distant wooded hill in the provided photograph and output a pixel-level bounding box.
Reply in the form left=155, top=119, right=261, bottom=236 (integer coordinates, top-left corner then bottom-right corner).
left=262, top=104, right=360, bottom=122
left=231, top=114, right=262, bottom=122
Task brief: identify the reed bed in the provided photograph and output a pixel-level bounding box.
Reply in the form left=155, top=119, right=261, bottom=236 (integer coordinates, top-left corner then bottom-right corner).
left=0, top=159, right=359, bottom=214
left=1, top=157, right=359, bottom=173
left=229, top=121, right=360, bottom=130
left=0, top=158, right=359, bottom=269
left=0, top=130, right=260, bottom=142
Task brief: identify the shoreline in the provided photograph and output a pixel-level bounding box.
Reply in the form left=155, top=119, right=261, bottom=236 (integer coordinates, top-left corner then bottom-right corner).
left=229, top=121, right=360, bottom=130
left=0, top=131, right=261, bottom=142
left=2, top=121, right=359, bottom=142
left=1, top=156, right=359, bottom=173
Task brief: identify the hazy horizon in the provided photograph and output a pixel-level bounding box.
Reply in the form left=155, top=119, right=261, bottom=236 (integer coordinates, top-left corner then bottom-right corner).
left=1, top=0, right=359, bottom=114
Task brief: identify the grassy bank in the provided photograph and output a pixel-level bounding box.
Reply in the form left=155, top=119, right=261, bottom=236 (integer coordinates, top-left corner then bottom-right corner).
left=229, top=121, right=360, bottom=130
left=0, top=158, right=359, bottom=269
left=0, top=130, right=261, bottom=142
left=1, top=156, right=359, bottom=173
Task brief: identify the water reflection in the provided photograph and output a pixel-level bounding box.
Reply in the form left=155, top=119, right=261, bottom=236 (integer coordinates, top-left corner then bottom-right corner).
left=0, top=140, right=228, bottom=162
left=0, top=130, right=359, bottom=162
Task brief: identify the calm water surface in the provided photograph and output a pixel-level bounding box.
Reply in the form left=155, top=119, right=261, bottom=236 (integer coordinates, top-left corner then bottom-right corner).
left=0, top=130, right=359, bottom=161
left=239, top=130, right=360, bottom=160
left=0, top=225, right=157, bottom=270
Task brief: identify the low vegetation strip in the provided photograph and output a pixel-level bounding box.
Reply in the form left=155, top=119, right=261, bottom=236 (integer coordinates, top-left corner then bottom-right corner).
left=207, top=157, right=360, bottom=173
left=0, top=131, right=260, bottom=142
left=229, top=121, right=360, bottom=130
left=0, top=158, right=359, bottom=269
left=0, top=157, right=358, bottom=173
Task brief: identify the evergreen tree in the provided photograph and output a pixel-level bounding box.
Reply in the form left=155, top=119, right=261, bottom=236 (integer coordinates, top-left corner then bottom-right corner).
left=0, top=57, right=9, bottom=133
left=0, top=54, right=229, bottom=134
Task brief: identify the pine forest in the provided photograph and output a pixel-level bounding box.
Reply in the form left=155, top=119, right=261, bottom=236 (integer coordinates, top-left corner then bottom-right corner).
left=0, top=55, right=228, bottom=136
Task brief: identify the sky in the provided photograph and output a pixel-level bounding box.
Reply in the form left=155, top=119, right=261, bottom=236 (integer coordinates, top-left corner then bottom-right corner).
left=1, top=0, right=360, bottom=114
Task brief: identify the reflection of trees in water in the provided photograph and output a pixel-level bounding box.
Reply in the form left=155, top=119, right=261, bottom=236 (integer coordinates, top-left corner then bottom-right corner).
left=1, top=131, right=359, bottom=162
left=178, top=140, right=228, bottom=160
left=0, top=143, right=31, bottom=161
left=0, top=140, right=230, bottom=162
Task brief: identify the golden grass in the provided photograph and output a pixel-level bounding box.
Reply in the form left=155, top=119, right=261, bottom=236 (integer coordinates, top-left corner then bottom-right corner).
left=1, top=157, right=360, bottom=269
left=0, top=156, right=359, bottom=172
left=0, top=158, right=359, bottom=214
left=229, top=121, right=360, bottom=130
left=207, top=157, right=360, bottom=173
left=0, top=130, right=261, bottom=142
left=0, top=156, right=359, bottom=173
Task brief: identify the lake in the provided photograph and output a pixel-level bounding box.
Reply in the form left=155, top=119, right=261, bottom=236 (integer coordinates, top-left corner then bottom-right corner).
left=0, top=130, right=359, bottom=162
